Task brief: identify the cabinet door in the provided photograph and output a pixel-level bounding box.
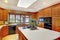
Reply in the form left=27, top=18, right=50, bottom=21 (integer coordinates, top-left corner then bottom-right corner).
left=3, top=10, right=8, bottom=21
left=0, top=9, right=8, bottom=21
left=42, top=7, right=51, bottom=17
left=52, top=4, right=60, bottom=17
left=52, top=17, right=60, bottom=32
left=1, top=26, right=8, bottom=37
left=0, top=9, right=3, bottom=20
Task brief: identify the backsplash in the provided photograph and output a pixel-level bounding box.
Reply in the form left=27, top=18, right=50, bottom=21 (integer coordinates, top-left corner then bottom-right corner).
left=0, top=21, right=4, bottom=25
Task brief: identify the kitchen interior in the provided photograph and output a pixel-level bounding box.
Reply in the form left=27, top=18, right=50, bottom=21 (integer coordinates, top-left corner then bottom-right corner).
left=0, top=0, right=60, bottom=40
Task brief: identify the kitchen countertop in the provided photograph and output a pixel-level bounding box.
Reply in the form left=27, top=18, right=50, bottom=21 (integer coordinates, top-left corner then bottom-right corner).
left=18, top=27, right=60, bottom=40
left=0, top=24, right=17, bottom=29
left=0, top=25, right=7, bottom=29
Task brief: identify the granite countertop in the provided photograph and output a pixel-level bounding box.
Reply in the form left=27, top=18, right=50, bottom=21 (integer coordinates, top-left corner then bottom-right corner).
left=18, top=27, right=60, bottom=40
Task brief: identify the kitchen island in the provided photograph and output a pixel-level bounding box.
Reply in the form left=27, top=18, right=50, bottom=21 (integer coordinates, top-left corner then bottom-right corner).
left=18, top=27, right=60, bottom=40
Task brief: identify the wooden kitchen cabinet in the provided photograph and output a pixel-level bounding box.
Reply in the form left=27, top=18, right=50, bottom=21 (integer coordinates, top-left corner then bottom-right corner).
left=42, top=7, right=51, bottom=17
left=52, top=4, right=60, bottom=32
left=52, top=4, right=60, bottom=17
left=52, top=17, right=60, bottom=32
left=3, top=10, right=8, bottom=21
left=0, top=9, right=3, bottom=20
left=0, top=8, right=8, bottom=21
left=37, top=7, right=51, bottom=18
left=1, top=26, right=8, bottom=38
left=37, top=7, right=52, bottom=28
left=36, top=3, right=60, bottom=32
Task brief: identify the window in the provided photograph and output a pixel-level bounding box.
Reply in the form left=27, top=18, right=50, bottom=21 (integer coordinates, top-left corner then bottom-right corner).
left=39, top=18, right=44, bottom=22
left=21, top=15, right=24, bottom=23
left=9, top=14, right=30, bottom=25
left=25, top=15, right=30, bottom=24
left=16, top=15, right=20, bottom=23
left=10, top=15, right=15, bottom=23
left=39, top=17, right=44, bottom=22
left=25, top=18, right=29, bottom=22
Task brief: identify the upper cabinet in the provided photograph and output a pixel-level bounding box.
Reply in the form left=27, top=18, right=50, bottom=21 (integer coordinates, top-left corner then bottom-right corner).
left=38, top=7, right=51, bottom=17
left=52, top=4, right=60, bottom=17
left=42, top=7, right=51, bottom=17
left=3, top=10, right=8, bottom=21
left=0, top=9, right=3, bottom=21
left=0, top=8, right=8, bottom=21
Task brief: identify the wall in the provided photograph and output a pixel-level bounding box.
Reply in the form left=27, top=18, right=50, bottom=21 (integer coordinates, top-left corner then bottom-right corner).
left=36, top=3, right=60, bottom=32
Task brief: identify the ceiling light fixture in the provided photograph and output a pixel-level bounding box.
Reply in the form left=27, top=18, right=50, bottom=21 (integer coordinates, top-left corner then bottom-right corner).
left=4, top=0, right=8, bottom=3
left=17, top=0, right=37, bottom=8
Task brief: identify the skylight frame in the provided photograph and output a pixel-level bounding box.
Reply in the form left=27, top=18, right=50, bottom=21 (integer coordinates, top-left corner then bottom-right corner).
left=17, top=0, right=37, bottom=8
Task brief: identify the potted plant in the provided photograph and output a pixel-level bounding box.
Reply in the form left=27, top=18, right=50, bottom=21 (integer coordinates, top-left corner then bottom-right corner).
left=29, top=18, right=38, bottom=30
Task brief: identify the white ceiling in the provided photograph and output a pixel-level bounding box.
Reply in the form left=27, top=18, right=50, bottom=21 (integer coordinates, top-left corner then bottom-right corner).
left=0, top=0, right=60, bottom=12
left=17, top=0, right=37, bottom=8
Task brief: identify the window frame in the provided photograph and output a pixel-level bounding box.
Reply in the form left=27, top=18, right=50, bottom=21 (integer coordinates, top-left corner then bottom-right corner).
left=9, top=14, right=30, bottom=24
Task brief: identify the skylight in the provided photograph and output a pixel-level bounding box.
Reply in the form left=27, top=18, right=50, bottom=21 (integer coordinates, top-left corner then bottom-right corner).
left=17, top=0, right=37, bottom=8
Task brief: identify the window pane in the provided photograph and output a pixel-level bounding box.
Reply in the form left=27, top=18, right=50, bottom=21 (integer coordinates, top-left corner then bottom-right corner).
left=16, top=15, right=20, bottom=22
left=9, top=14, right=30, bottom=25
left=21, top=15, right=24, bottom=23
left=39, top=19, right=44, bottom=22
left=10, top=15, right=15, bottom=23
left=25, top=18, right=29, bottom=22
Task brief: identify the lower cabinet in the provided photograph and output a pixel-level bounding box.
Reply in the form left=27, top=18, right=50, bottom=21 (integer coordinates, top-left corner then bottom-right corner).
left=1, top=26, right=8, bottom=38
left=0, top=9, right=8, bottom=21
left=1, top=26, right=27, bottom=40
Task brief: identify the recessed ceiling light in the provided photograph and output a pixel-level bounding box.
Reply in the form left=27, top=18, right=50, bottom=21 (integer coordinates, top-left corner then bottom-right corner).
left=4, top=0, right=8, bottom=3
left=17, top=0, right=37, bottom=8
